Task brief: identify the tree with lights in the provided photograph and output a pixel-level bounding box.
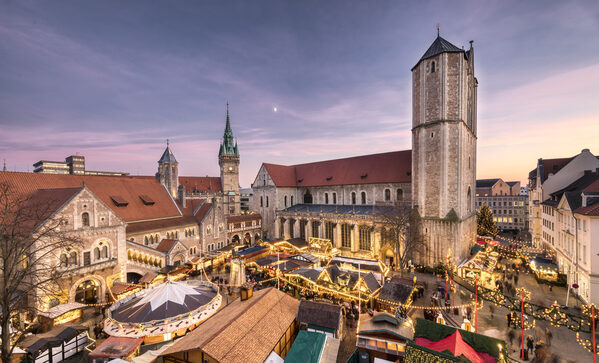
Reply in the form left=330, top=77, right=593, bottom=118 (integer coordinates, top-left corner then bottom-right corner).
left=380, top=201, right=425, bottom=272
left=476, top=205, right=498, bottom=237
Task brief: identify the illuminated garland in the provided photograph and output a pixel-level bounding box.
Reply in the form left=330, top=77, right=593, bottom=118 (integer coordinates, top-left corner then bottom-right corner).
left=543, top=301, right=568, bottom=327
left=576, top=304, right=599, bottom=354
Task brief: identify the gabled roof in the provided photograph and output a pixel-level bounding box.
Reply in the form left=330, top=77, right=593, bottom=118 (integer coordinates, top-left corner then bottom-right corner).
left=529, top=156, right=576, bottom=182
left=262, top=150, right=411, bottom=187
left=475, top=179, right=500, bottom=188
left=362, top=272, right=381, bottom=293
left=550, top=171, right=599, bottom=200
left=506, top=181, right=519, bottom=187
left=412, top=35, right=465, bottom=70
left=576, top=198, right=599, bottom=216
left=156, top=239, right=179, bottom=253
left=24, top=187, right=83, bottom=232
left=161, top=288, right=299, bottom=362
left=377, top=281, right=414, bottom=305
left=297, top=300, right=342, bottom=331
left=0, top=172, right=181, bottom=222
left=179, top=176, right=221, bottom=194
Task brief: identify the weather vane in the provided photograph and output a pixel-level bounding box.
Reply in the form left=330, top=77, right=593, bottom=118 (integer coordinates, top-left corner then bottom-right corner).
left=436, top=24, right=440, bottom=36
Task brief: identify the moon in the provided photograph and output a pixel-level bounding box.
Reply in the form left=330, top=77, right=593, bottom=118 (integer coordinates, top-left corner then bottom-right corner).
left=273, top=106, right=277, bottom=112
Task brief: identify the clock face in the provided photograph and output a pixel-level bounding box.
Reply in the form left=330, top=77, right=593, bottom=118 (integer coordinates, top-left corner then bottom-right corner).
left=228, top=166, right=233, bottom=171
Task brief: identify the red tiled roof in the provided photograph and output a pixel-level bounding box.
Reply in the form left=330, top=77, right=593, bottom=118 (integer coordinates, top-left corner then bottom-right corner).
left=0, top=172, right=181, bottom=222
left=263, top=150, right=412, bottom=187
left=126, top=216, right=198, bottom=234
left=227, top=213, right=262, bottom=223
left=179, top=176, right=222, bottom=194
left=156, top=238, right=177, bottom=253
left=584, top=179, right=599, bottom=193
left=25, top=187, right=83, bottom=231
left=193, top=202, right=212, bottom=222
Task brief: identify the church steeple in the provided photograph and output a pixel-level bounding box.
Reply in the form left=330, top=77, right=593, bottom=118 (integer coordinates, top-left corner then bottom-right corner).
left=219, top=103, right=239, bottom=157
left=2, top=159, right=6, bottom=172
left=156, top=139, right=179, bottom=197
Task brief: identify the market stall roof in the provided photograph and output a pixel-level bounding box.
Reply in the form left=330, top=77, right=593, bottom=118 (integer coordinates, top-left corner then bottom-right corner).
left=420, top=330, right=486, bottom=363
left=19, top=325, right=88, bottom=357
left=358, top=312, right=413, bottom=341
left=110, top=282, right=139, bottom=296
left=38, top=303, right=85, bottom=319
left=110, top=281, right=217, bottom=323
left=285, top=330, right=326, bottom=363
left=413, top=318, right=506, bottom=362
left=297, top=300, right=342, bottom=332
left=290, top=267, right=321, bottom=282
left=530, top=258, right=558, bottom=272
left=377, top=281, right=414, bottom=305
left=235, top=245, right=268, bottom=257
left=139, top=271, right=158, bottom=284
left=89, top=336, right=144, bottom=359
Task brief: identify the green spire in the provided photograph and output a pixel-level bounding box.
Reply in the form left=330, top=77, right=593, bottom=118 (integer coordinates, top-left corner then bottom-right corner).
left=220, top=102, right=239, bottom=156
left=2, top=159, right=6, bottom=172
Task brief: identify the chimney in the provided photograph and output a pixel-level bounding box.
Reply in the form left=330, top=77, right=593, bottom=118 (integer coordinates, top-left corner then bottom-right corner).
left=178, top=185, right=186, bottom=208
left=582, top=193, right=588, bottom=208
left=584, top=170, right=592, bottom=176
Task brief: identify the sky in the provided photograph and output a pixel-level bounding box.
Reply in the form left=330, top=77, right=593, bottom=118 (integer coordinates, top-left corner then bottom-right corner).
left=1, top=0, right=598, bottom=187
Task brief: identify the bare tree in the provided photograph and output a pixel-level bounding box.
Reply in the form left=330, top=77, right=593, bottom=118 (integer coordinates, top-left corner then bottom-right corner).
left=379, top=201, right=425, bottom=272
left=0, top=182, right=81, bottom=363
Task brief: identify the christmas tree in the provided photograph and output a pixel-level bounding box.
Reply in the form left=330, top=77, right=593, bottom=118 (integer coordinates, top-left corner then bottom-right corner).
left=477, top=205, right=498, bottom=237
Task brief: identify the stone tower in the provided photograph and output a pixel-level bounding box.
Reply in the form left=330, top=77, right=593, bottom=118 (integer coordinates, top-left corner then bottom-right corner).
left=411, top=33, right=478, bottom=266
left=219, top=104, right=240, bottom=215
left=157, top=140, right=179, bottom=197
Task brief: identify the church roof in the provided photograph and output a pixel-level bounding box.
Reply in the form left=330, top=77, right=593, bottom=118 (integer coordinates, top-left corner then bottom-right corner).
left=476, top=179, right=501, bottom=188
left=159, top=145, right=177, bottom=163
left=262, top=150, right=411, bottom=187
left=412, top=35, right=464, bottom=70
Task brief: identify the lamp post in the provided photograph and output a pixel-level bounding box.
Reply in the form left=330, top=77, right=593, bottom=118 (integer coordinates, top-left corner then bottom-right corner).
left=515, top=288, right=532, bottom=360
left=475, top=277, right=478, bottom=333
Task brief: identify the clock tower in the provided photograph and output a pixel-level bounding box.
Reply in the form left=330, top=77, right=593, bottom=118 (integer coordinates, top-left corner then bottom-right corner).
left=219, top=103, right=240, bottom=215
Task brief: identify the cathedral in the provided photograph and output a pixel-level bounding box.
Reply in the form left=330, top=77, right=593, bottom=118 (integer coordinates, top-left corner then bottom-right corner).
left=252, top=34, right=478, bottom=266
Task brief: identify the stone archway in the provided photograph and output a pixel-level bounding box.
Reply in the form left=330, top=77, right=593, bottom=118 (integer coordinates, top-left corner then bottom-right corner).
left=69, top=275, right=106, bottom=304
left=172, top=253, right=186, bottom=266
left=379, top=246, right=396, bottom=268
left=232, top=235, right=241, bottom=244
left=127, top=272, right=143, bottom=284
left=254, top=233, right=261, bottom=243
left=244, top=233, right=251, bottom=245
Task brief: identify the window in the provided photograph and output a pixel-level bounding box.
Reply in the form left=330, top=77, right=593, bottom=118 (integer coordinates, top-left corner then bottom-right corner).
left=101, top=246, right=108, bottom=258
left=304, top=190, right=313, bottom=204
left=385, top=189, right=391, bottom=201
left=260, top=196, right=263, bottom=207
left=325, top=193, right=329, bottom=204
left=289, top=219, right=295, bottom=238
left=312, top=221, right=319, bottom=238
left=284, top=196, right=287, bottom=207
left=361, top=192, right=366, bottom=204
left=291, top=196, right=294, bottom=206
left=94, top=247, right=100, bottom=260
left=467, top=187, right=471, bottom=212
left=431, top=61, right=435, bottom=73
left=82, top=212, right=90, bottom=227
left=359, top=226, right=371, bottom=251
left=266, top=196, right=269, bottom=207
left=325, top=222, right=335, bottom=243
left=397, top=189, right=403, bottom=201
left=144, top=236, right=149, bottom=245
left=333, top=193, right=337, bottom=204
left=341, top=224, right=351, bottom=248
left=351, top=192, right=356, bottom=205
left=300, top=220, right=307, bottom=240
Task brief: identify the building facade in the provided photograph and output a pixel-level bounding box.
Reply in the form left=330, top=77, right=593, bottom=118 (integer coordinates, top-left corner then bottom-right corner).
left=475, top=178, right=528, bottom=232
left=253, top=34, right=478, bottom=267
left=528, top=149, right=599, bottom=248
left=1, top=106, right=261, bottom=310
left=33, top=155, right=129, bottom=176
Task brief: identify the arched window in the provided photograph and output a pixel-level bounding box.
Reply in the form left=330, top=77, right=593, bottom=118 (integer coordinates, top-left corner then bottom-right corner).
left=284, top=196, right=287, bottom=207
left=94, top=247, right=100, bottom=260
left=260, top=196, right=264, bottom=207
left=333, top=193, right=337, bottom=204
left=60, top=254, right=68, bottom=267
left=101, top=246, right=108, bottom=259
left=144, top=236, right=149, bottom=245
left=467, top=187, right=472, bottom=213
left=176, top=231, right=179, bottom=239
left=69, top=252, right=78, bottom=266
left=361, top=192, right=366, bottom=204
left=82, top=212, right=90, bottom=227
left=325, top=193, right=329, bottom=204
left=266, top=196, right=269, bottom=207
left=397, top=188, right=403, bottom=201
left=359, top=226, right=371, bottom=251
left=351, top=192, right=356, bottom=205
left=385, top=189, right=391, bottom=201
left=304, top=190, right=313, bottom=204
left=155, top=234, right=159, bottom=243
left=431, top=61, right=435, bottom=73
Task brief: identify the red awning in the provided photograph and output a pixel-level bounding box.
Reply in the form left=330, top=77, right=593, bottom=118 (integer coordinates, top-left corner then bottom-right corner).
left=417, top=331, right=486, bottom=363
left=89, top=336, right=143, bottom=359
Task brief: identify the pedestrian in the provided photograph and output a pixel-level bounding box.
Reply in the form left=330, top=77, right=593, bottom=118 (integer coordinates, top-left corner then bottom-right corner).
left=514, top=275, right=519, bottom=286
left=466, top=306, right=472, bottom=321
left=527, top=335, right=534, bottom=358
left=508, top=329, right=515, bottom=346
left=549, top=284, right=553, bottom=292
left=545, top=327, right=552, bottom=347
left=506, top=312, right=512, bottom=327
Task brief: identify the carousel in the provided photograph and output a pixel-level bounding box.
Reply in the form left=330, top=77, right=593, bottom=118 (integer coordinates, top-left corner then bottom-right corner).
left=102, top=280, right=221, bottom=345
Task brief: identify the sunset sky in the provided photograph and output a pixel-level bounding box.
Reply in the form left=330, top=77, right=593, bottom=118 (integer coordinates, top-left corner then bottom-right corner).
left=1, top=1, right=598, bottom=187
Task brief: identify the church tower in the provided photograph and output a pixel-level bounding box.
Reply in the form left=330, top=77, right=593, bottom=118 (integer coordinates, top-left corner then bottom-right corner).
left=219, top=104, right=240, bottom=215
left=156, top=140, right=179, bottom=197
left=411, top=32, right=478, bottom=265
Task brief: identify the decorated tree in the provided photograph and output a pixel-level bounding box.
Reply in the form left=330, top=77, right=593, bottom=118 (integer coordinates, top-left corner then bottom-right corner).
left=476, top=205, right=498, bottom=237
left=379, top=201, right=425, bottom=272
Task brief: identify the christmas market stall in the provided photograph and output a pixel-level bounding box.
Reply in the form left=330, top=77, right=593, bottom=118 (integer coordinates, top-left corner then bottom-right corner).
left=376, top=278, right=415, bottom=312
left=103, top=280, right=221, bottom=345
left=356, top=311, right=414, bottom=362
left=328, top=256, right=389, bottom=284
left=405, top=318, right=508, bottom=363
left=234, top=245, right=270, bottom=263
left=109, top=282, right=142, bottom=302
left=18, top=324, right=90, bottom=363
left=457, top=250, right=499, bottom=289
left=38, top=303, right=85, bottom=332
left=529, top=257, right=558, bottom=282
